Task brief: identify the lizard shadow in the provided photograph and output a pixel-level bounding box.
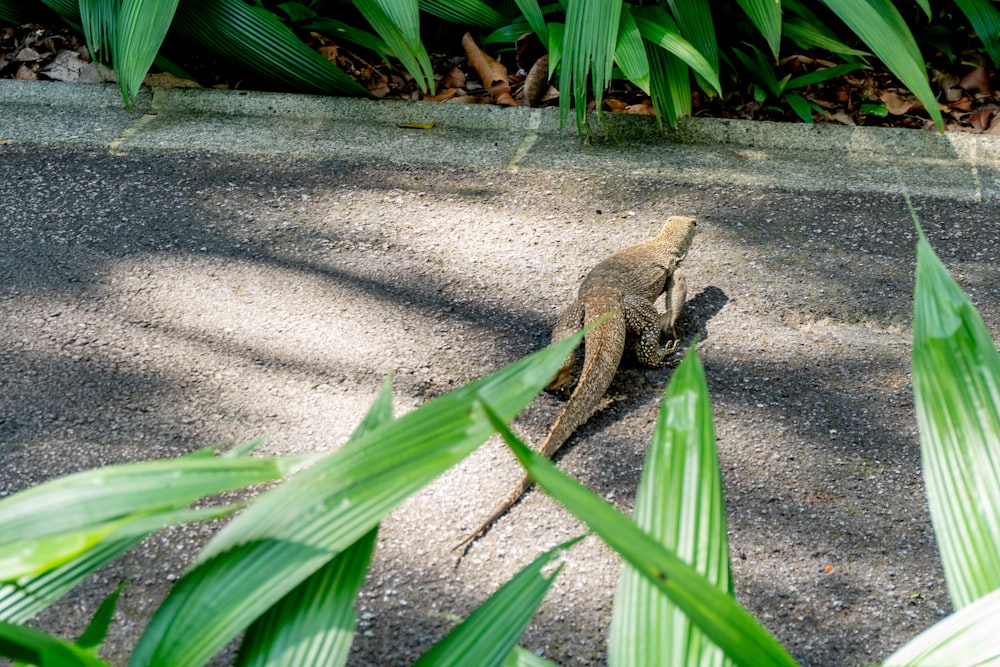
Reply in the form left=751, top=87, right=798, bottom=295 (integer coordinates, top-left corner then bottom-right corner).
left=678, top=285, right=730, bottom=345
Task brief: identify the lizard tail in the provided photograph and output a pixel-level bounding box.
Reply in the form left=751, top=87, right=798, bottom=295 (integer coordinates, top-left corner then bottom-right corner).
left=538, top=303, right=626, bottom=461
left=455, top=302, right=626, bottom=553
left=454, top=475, right=533, bottom=554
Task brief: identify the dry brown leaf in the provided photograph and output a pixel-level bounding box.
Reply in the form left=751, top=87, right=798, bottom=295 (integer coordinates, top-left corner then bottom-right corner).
left=949, top=97, right=973, bottom=111
left=39, top=49, right=99, bottom=83
left=959, top=67, right=992, bottom=95
left=627, top=100, right=654, bottom=115
left=805, top=95, right=835, bottom=110
left=603, top=98, right=627, bottom=113
left=364, top=72, right=389, bottom=97
left=441, top=66, right=465, bottom=89
left=985, top=113, right=1000, bottom=134
left=519, top=53, right=549, bottom=107
left=932, top=68, right=964, bottom=101
left=425, top=87, right=461, bottom=102
left=490, top=83, right=515, bottom=106
left=969, top=110, right=992, bottom=131
left=143, top=72, right=200, bottom=88
left=461, top=32, right=515, bottom=106
left=831, top=111, right=856, bottom=126
left=943, top=84, right=965, bottom=103
left=318, top=44, right=341, bottom=66
left=15, top=63, right=36, bottom=80
left=15, top=46, right=42, bottom=62
left=880, top=90, right=917, bottom=115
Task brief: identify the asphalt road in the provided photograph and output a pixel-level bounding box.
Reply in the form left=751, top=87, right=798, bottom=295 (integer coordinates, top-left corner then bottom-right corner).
left=3, top=80, right=1000, bottom=666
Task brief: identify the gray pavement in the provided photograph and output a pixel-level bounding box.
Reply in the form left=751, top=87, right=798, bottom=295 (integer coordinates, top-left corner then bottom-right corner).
left=2, top=79, right=1000, bottom=666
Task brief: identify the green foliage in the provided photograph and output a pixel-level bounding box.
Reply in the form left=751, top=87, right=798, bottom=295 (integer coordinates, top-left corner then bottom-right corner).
left=951, top=0, right=1000, bottom=67
left=634, top=5, right=720, bottom=125
left=825, top=0, right=944, bottom=129
left=170, top=0, right=370, bottom=98
left=128, top=333, right=582, bottom=666
left=352, top=0, right=434, bottom=93
left=233, top=379, right=392, bottom=666
left=732, top=43, right=865, bottom=122
left=645, top=37, right=689, bottom=128
left=301, top=17, right=392, bottom=59
left=119, top=0, right=180, bottom=103
left=614, top=4, right=650, bottom=95
left=512, top=0, right=547, bottom=45
left=77, top=0, right=113, bottom=64
left=557, top=0, right=621, bottom=133
left=0, top=445, right=292, bottom=581
left=885, top=586, right=1000, bottom=665
left=419, top=0, right=503, bottom=30
left=882, top=217, right=1000, bottom=664
left=0, top=622, right=111, bottom=666
left=234, top=528, right=377, bottom=666
left=663, top=0, right=718, bottom=73
left=735, top=0, right=782, bottom=56
left=9, top=0, right=1000, bottom=130
left=75, top=584, right=123, bottom=652
left=781, top=0, right=869, bottom=57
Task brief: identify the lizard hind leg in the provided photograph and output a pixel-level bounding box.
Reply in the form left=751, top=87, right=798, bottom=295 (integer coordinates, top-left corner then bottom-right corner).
left=546, top=300, right=585, bottom=395
left=624, top=294, right=677, bottom=368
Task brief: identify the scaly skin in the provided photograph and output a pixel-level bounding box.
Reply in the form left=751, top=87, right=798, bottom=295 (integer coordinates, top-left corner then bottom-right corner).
left=457, top=216, right=697, bottom=551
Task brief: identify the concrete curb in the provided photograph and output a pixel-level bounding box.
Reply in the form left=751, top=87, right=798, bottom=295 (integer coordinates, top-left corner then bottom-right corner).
left=2, top=79, right=997, bottom=200
left=148, top=84, right=988, bottom=161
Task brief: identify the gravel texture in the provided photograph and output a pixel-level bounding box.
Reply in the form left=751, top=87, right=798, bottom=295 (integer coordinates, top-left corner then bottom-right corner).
left=2, top=143, right=999, bottom=665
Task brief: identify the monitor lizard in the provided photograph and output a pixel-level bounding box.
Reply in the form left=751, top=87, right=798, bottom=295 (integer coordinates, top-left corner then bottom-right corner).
left=456, top=215, right=697, bottom=551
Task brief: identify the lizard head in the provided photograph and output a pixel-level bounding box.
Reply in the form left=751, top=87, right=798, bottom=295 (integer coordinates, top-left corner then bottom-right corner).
left=660, top=216, right=697, bottom=257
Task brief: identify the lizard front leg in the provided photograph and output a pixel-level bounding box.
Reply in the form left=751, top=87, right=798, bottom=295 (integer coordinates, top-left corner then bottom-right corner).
left=658, top=268, right=688, bottom=345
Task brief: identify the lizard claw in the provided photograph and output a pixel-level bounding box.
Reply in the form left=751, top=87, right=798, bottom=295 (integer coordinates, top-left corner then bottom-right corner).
left=663, top=338, right=681, bottom=355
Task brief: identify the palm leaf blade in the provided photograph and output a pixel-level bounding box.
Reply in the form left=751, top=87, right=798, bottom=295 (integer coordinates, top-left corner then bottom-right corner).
left=609, top=350, right=731, bottom=666
left=172, top=0, right=369, bottom=97
left=559, top=0, right=622, bottom=131
left=952, top=0, right=1000, bottom=67
left=114, top=0, right=180, bottom=106
left=414, top=538, right=579, bottom=667
left=735, top=0, right=782, bottom=56
left=911, top=230, right=1000, bottom=609
left=234, top=380, right=394, bottom=667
